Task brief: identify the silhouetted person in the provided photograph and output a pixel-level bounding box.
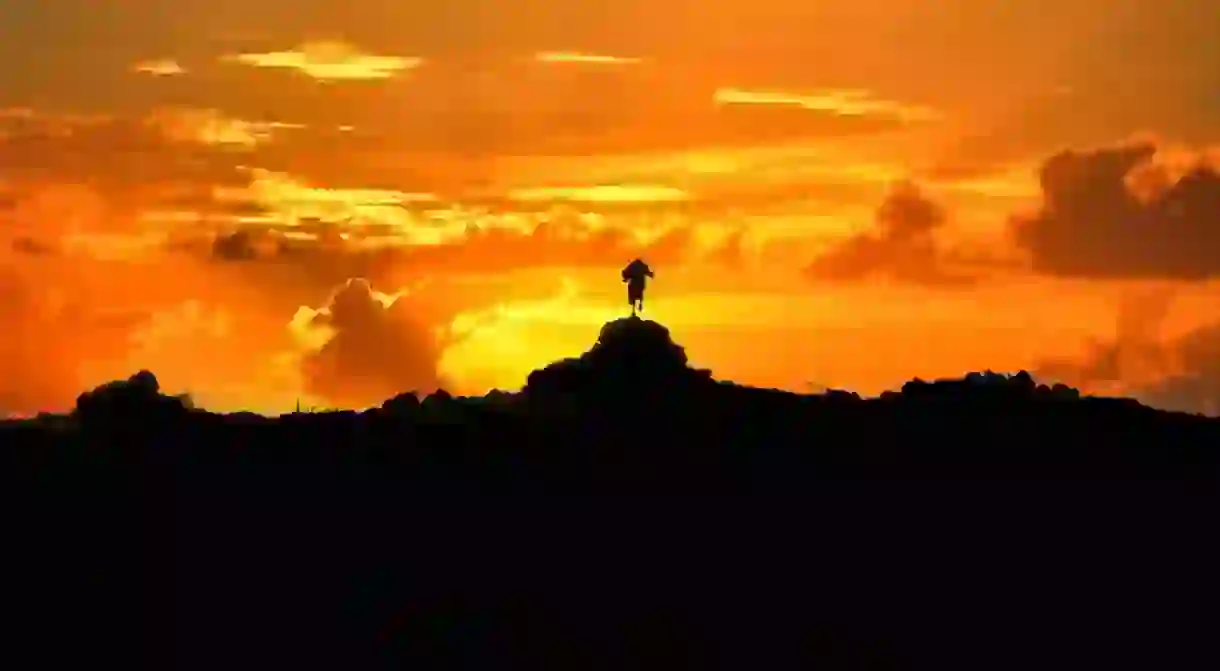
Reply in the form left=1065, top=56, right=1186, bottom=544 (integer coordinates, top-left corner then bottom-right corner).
left=621, top=258, right=654, bottom=317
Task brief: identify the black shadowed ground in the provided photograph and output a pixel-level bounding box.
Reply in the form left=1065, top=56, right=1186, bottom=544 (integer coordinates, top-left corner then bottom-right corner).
left=3, top=316, right=1220, bottom=669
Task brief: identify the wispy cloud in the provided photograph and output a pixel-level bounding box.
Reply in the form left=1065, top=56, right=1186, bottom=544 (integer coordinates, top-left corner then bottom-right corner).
left=223, top=40, right=423, bottom=81
left=508, top=184, right=688, bottom=204
left=714, top=88, right=941, bottom=123
left=131, top=58, right=186, bottom=77
left=534, top=51, right=644, bottom=66
left=211, top=169, right=445, bottom=242
left=146, top=108, right=302, bottom=148
left=0, top=107, right=249, bottom=193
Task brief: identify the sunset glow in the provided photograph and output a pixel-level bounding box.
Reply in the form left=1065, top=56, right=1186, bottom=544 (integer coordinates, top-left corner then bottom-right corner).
left=1, top=1, right=1219, bottom=416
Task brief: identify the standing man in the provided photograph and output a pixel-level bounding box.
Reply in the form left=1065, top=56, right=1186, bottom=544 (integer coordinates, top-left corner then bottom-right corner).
left=621, top=258, right=654, bottom=317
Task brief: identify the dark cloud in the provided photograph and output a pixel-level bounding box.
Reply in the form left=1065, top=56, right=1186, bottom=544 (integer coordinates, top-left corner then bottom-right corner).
left=803, top=181, right=979, bottom=287
left=1136, top=322, right=1220, bottom=416
left=1033, top=289, right=1220, bottom=416
left=1013, top=141, right=1220, bottom=279
left=300, top=278, right=452, bottom=408
left=1035, top=290, right=1175, bottom=389
left=210, top=228, right=285, bottom=262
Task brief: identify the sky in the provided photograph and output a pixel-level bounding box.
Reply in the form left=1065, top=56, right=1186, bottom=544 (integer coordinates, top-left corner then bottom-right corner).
left=2, top=0, right=1220, bottom=415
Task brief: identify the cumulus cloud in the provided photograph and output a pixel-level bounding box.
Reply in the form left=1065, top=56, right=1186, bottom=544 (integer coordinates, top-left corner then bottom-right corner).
left=803, top=181, right=978, bottom=287
left=1137, top=322, right=1220, bottom=416
left=1013, top=140, right=1220, bottom=279
left=297, top=278, right=453, bottom=408
left=1035, top=289, right=1174, bottom=389
left=1033, top=289, right=1220, bottom=416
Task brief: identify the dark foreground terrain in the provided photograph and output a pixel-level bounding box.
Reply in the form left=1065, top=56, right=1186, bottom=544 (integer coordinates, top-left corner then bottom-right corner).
left=4, top=317, right=1220, bottom=669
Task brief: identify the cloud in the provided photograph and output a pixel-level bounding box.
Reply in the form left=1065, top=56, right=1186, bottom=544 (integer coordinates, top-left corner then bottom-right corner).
left=803, top=181, right=979, bottom=287
left=131, top=59, right=186, bottom=76
left=296, top=278, right=452, bottom=408
left=145, top=107, right=302, bottom=148
left=213, top=168, right=438, bottom=230
left=713, top=88, right=941, bottom=124
left=1033, top=289, right=1220, bottom=416
left=1137, top=322, right=1220, bottom=416
left=0, top=126, right=720, bottom=414
left=1013, top=140, right=1220, bottom=279
left=534, top=52, right=644, bottom=66
left=223, top=41, right=423, bottom=81
left=0, top=108, right=260, bottom=194
left=507, top=184, right=689, bottom=204
left=225, top=79, right=928, bottom=162
left=0, top=164, right=397, bottom=414
left=314, top=104, right=912, bottom=158
left=381, top=214, right=696, bottom=278
left=1034, top=289, right=1175, bottom=391
left=211, top=228, right=284, bottom=262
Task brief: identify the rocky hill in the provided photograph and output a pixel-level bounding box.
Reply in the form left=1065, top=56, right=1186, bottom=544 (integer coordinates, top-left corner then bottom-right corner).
left=3, top=316, right=1220, bottom=669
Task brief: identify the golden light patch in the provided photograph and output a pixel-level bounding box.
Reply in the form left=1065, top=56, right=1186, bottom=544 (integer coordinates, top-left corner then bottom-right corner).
left=213, top=170, right=452, bottom=243
left=938, top=170, right=1040, bottom=199
left=131, top=59, right=186, bottom=76
left=713, top=87, right=941, bottom=122
left=0, top=107, right=36, bottom=120
left=224, top=40, right=423, bottom=81
left=145, top=107, right=301, bottom=148
left=508, top=184, right=689, bottom=203
left=534, top=51, right=644, bottom=65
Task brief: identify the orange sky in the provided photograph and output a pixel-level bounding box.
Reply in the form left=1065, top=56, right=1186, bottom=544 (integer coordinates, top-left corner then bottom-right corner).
left=2, top=1, right=1220, bottom=415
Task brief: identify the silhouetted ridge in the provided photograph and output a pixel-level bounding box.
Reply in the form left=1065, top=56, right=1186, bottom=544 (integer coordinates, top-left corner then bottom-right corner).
left=890, top=370, right=1083, bottom=402
left=524, top=316, right=712, bottom=404
left=590, top=317, right=689, bottom=369
left=8, top=317, right=1220, bottom=670
left=73, top=370, right=191, bottom=425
